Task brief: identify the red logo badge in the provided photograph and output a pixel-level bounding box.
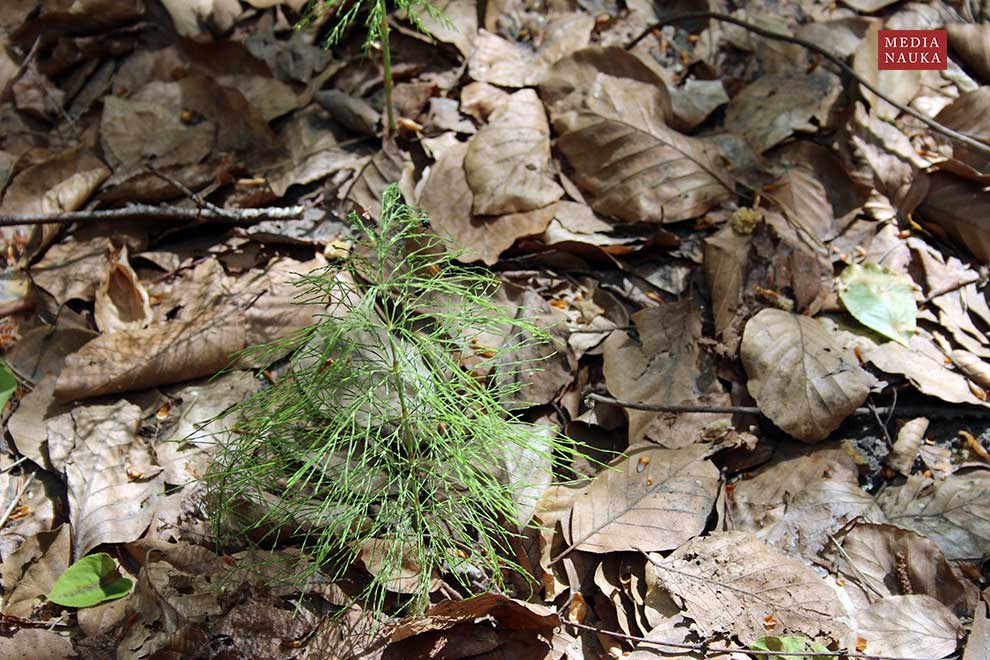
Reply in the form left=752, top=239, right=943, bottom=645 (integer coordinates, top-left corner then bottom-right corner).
left=877, top=29, right=947, bottom=70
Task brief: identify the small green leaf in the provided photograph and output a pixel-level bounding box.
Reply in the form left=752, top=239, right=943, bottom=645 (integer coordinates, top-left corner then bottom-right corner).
left=837, top=262, right=916, bottom=346
left=47, top=553, right=132, bottom=608
left=748, top=635, right=830, bottom=660
left=0, top=359, right=17, bottom=411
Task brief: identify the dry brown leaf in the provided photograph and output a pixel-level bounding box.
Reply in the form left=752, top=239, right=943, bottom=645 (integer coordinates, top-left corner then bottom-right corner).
left=94, top=245, right=152, bottom=333
left=965, top=602, right=990, bottom=660
left=865, top=328, right=990, bottom=408
left=741, top=309, right=875, bottom=443
left=468, top=13, right=594, bottom=88
left=602, top=301, right=705, bottom=443
left=1, top=525, right=70, bottom=619
left=828, top=522, right=975, bottom=617
left=420, top=141, right=559, bottom=265
left=159, top=0, right=241, bottom=40
left=729, top=447, right=883, bottom=562
left=315, top=89, right=381, bottom=136
left=933, top=87, right=990, bottom=178
left=101, top=86, right=214, bottom=170
left=0, top=629, right=75, bottom=659
left=853, top=21, right=923, bottom=120
left=31, top=237, right=112, bottom=305
left=564, top=445, right=719, bottom=555
left=42, top=167, right=111, bottom=214
left=358, top=539, right=443, bottom=595
left=464, top=89, right=563, bottom=215
left=460, top=81, right=510, bottom=122
left=55, top=314, right=245, bottom=401
left=704, top=224, right=752, bottom=345
left=217, top=74, right=299, bottom=122
left=947, top=24, right=990, bottom=84
left=669, top=78, right=728, bottom=131
left=918, top=173, right=990, bottom=264
left=857, top=595, right=961, bottom=658
left=57, top=401, right=164, bottom=557
left=850, top=103, right=930, bottom=214
left=886, top=417, right=928, bottom=476
left=549, top=73, right=731, bottom=224
left=0, top=149, right=107, bottom=216
left=723, top=70, right=841, bottom=153
left=879, top=473, right=990, bottom=560
left=417, top=0, right=476, bottom=59
left=647, top=531, right=844, bottom=640
left=539, top=46, right=672, bottom=122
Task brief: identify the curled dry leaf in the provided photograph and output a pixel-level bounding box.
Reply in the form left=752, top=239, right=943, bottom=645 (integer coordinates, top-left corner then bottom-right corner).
left=857, top=595, right=961, bottom=659
left=647, top=531, right=844, bottom=640
left=886, top=417, right=928, bottom=476
left=94, top=245, right=152, bottom=334
left=563, top=445, right=719, bottom=555
left=464, top=89, right=563, bottom=215
left=741, top=309, right=875, bottom=443
left=879, top=473, right=990, bottom=560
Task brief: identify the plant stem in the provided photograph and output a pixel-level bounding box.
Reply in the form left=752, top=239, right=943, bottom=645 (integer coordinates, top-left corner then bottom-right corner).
left=379, top=0, right=395, bottom=136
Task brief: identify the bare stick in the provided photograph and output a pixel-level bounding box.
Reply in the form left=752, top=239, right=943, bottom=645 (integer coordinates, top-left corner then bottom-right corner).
left=586, top=392, right=990, bottom=419
left=626, top=12, right=990, bottom=157
left=0, top=203, right=305, bottom=228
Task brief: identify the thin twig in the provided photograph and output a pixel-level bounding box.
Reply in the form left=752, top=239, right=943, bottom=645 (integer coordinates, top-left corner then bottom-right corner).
left=0, top=472, right=36, bottom=530
left=586, top=392, right=990, bottom=419
left=626, top=12, right=990, bottom=158
left=563, top=619, right=940, bottom=660
left=0, top=203, right=305, bottom=227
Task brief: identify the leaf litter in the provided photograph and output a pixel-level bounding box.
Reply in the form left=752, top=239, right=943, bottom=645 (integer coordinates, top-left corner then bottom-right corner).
left=1, top=0, right=990, bottom=657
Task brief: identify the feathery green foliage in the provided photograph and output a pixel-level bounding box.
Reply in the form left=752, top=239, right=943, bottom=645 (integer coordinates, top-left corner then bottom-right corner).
left=298, top=0, right=450, bottom=134
left=207, top=185, right=574, bottom=614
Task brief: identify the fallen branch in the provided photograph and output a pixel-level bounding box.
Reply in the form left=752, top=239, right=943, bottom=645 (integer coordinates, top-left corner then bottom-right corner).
left=626, top=12, right=990, bottom=158
left=586, top=392, right=990, bottom=419
left=564, top=613, right=939, bottom=660
left=0, top=203, right=305, bottom=227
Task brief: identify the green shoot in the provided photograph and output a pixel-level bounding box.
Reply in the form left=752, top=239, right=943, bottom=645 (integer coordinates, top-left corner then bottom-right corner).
left=298, top=0, right=451, bottom=135
left=206, top=185, right=577, bottom=615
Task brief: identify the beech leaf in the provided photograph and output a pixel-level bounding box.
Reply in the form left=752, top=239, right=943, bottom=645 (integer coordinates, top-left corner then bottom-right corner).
left=741, top=309, right=874, bottom=442
left=47, top=553, right=132, bottom=608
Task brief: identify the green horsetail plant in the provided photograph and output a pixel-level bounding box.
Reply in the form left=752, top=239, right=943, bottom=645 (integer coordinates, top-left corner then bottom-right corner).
left=298, top=0, right=450, bottom=135
left=206, top=185, right=575, bottom=614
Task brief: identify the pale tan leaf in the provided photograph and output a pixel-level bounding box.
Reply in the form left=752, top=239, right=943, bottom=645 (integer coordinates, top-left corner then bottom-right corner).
left=416, top=0, right=476, bottom=59
left=358, top=539, right=442, bottom=595
left=879, top=473, right=990, bottom=560
left=63, top=401, right=164, bottom=557
left=886, top=417, right=928, bottom=476
left=94, top=245, right=152, bottom=334
left=964, top=602, right=990, bottom=660
left=0, top=630, right=75, bottom=659
left=669, top=78, right=728, bottom=131
left=549, top=74, right=732, bottom=224
left=648, top=531, right=844, bottom=640
left=858, top=595, right=961, bottom=658
left=217, top=74, right=299, bottom=122
left=460, top=81, right=509, bottom=122
left=0, top=149, right=107, bottom=216
left=741, top=309, right=875, bottom=442
left=464, top=89, right=563, bottom=215
left=602, top=301, right=704, bottom=443
left=565, top=445, right=719, bottom=555
left=31, top=237, right=112, bottom=305
left=950, top=349, right=990, bottom=390
left=41, top=167, right=110, bottom=214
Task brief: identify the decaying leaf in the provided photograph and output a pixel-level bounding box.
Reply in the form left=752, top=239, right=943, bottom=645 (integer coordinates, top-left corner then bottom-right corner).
left=741, top=309, right=875, bottom=442
left=564, top=445, right=719, bottom=555
left=886, top=417, right=928, bottom=476
left=1, top=525, right=70, bottom=619
left=647, top=531, right=844, bottom=640
left=919, top=173, right=990, bottom=264
left=94, top=245, right=153, bottom=334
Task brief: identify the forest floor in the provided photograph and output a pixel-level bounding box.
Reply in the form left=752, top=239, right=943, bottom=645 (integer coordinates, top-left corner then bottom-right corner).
left=1, top=0, right=990, bottom=658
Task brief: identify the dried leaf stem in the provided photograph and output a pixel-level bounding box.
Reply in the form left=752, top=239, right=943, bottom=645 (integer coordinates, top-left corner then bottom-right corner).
left=586, top=392, right=990, bottom=419
left=0, top=204, right=305, bottom=227
left=626, top=12, right=990, bottom=158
